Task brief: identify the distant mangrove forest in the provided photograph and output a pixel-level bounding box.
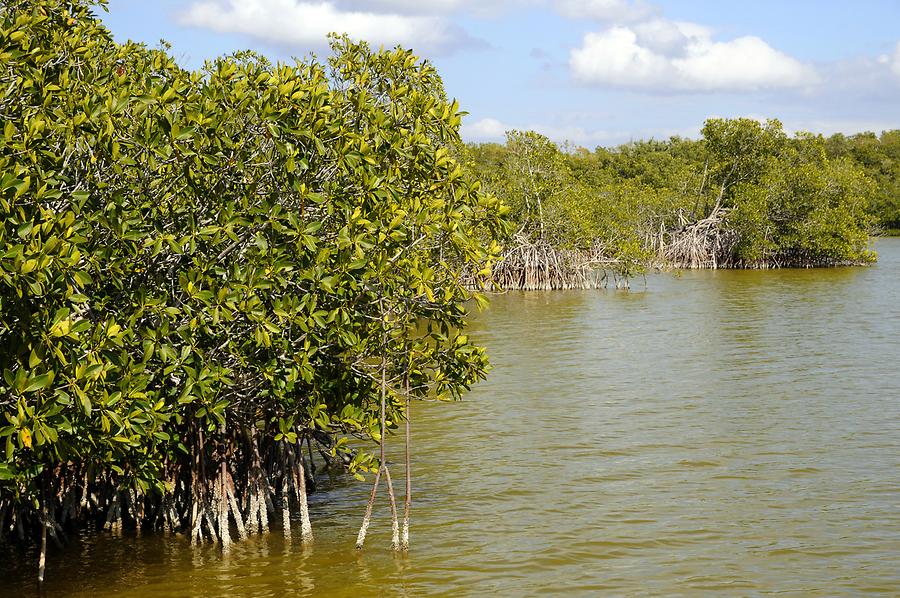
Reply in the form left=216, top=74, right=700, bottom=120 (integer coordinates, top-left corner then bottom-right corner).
left=470, top=121, right=899, bottom=288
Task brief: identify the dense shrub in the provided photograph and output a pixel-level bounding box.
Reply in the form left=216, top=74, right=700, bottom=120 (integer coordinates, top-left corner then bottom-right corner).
left=0, top=0, right=507, bottom=572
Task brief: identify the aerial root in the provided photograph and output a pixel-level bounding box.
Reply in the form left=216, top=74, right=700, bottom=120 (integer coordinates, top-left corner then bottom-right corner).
left=491, top=237, right=617, bottom=290
left=383, top=464, right=400, bottom=551
left=355, top=464, right=382, bottom=550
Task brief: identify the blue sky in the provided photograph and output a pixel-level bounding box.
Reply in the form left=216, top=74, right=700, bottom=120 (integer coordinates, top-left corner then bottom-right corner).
left=99, top=0, right=900, bottom=147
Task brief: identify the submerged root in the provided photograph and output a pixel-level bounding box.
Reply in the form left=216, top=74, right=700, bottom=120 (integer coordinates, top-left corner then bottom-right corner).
left=290, top=444, right=313, bottom=544
left=226, top=475, right=247, bottom=541
left=104, top=492, right=122, bottom=533
left=281, top=459, right=291, bottom=543
left=492, top=237, right=616, bottom=290
left=649, top=207, right=736, bottom=269
left=215, top=461, right=232, bottom=552
left=10, top=423, right=328, bottom=577
left=245, top=432, right=273, bottom=536
left=37, top=504, right=47, bottom=583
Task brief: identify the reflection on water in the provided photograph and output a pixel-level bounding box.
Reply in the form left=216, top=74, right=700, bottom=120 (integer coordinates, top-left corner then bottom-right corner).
left=4, top=240, right=900, bottom=597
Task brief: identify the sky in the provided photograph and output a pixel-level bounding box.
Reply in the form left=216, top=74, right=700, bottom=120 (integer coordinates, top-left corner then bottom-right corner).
left=99, top=0, right=900, bottom=148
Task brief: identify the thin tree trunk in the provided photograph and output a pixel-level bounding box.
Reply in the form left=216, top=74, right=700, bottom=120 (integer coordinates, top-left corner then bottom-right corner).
left=355, top=466, right=381, bottom=549
left=37, top=501, right=47, bottom=583
left=401, top=374, right=411, bottom=550
left=383, top=464, right=400, bottom=550
left=219, top=459, right=231, bottom=552
left=306, top=435, right=316, bottom=476
left=281, top=449, right=291, bottom=542
left=296, top=443, right=313, bottom=543
left=356, top=341, right=388, bottom=550
left=229, top=485, right=247, bottom=540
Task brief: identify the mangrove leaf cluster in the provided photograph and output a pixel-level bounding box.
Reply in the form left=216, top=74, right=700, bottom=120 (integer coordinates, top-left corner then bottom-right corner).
left=824, top=130, right=900, bottom=233
left=0, top=0, right=506, bottom=577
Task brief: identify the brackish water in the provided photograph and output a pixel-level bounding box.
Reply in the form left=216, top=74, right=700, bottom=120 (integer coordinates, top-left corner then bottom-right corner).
left=4, top=239, right=900, bottom=597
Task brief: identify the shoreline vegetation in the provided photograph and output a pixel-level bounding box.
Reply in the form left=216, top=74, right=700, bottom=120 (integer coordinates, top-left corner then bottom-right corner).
left=1, top=0, right=507, bottom=582
left=2, top=0, right=899, bottom=585
left=470, top=122, right=898, bottom=288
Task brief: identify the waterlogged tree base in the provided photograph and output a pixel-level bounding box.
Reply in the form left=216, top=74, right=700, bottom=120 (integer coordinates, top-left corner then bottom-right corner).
left=494, top=238, right=629, bottom=290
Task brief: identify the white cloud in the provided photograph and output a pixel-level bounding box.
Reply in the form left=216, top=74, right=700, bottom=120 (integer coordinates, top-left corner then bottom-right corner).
left=461, top=117, right=509, bottom=140
left=570, top=21, right=820, bottom=92
left=176, top=0, right=531, bottom=52
left=677, top=36, right=818, bottom=90
left=632, top=19, right=708, bottom=55
left=570, top=27, right=668, bottom=87
left=347, top=0, right=465, bottom=12
left=337, top=0, right=527, bottom=16
left=557, top=0, right=655, bottom=22
left=177, top=0, right=476, bottom=52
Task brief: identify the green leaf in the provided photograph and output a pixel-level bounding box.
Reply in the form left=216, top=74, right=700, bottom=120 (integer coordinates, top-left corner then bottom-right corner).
left=73, top=271, right=93, bottom=286
left=24, top=372, right=54, bottom=393
left=0, top=464, right=16, bottom=480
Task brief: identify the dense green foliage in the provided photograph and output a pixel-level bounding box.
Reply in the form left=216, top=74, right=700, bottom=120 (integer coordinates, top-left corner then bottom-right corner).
left=0, top=0, right=505, bottom=563
left=824, top=130, right=900, bottom=232
left=470, top=118, right=879, bottom=282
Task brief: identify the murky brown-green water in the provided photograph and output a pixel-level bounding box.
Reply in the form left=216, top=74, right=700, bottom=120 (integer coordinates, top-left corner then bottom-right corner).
left=4, top=239, right=900, bottom=597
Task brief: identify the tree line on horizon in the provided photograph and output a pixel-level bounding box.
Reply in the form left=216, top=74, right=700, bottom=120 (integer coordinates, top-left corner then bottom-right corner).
left=468, top=120, right=896, bottom=288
